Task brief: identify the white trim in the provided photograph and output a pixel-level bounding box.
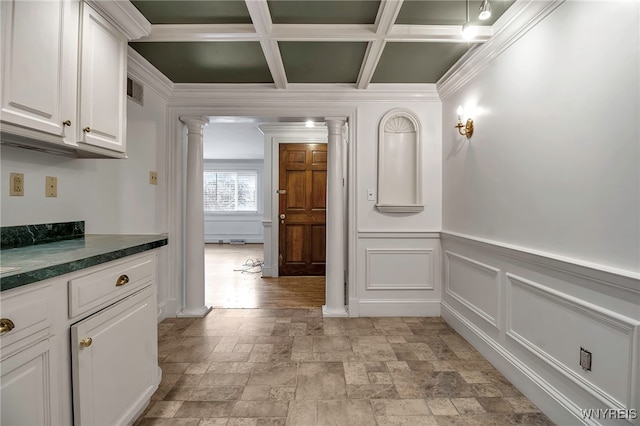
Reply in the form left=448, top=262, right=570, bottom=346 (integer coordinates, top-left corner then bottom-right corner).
left=127, top=48, right=173, bottom=101
left=84, top=0, right=151, bottom=41
left=441, top=301, right=597, bottom=426
left=505, top=272, right=639, bottom=411
left=357, top=231, right=440, bottom=239
left=441, top=232, right=640, bottom=293
left=375, top=204, right=424, bottom=213
left=271, top=24, right=376, bottom=41
left=388, top=25, right=492, bottom=42
left=444, top=250, right=500, bottom=329
left=139, top=24, right=259, bottom=42
left=365, top=248, right=434, bottom=291
left=357, top=300, right=441, bottom=317
left=437, top=0, right=566, bottom=99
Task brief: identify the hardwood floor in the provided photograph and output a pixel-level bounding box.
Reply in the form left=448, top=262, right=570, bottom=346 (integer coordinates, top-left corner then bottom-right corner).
left=205, top=244, right=325, bottom=309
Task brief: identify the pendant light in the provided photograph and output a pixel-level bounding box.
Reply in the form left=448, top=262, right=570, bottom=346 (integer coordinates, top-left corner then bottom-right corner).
left=479, top=0, right=492, bottom=20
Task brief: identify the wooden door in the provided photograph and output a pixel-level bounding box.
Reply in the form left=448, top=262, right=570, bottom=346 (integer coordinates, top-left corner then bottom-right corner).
left=279, top=143, right=327, bottom=276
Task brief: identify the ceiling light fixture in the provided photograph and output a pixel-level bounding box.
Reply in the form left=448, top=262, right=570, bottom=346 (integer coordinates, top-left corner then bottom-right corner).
left=305, top=120, right=314, bottom=128
left=455, top=105, right=474, bottom=138
left=479, top=0, right=492, bottom=20
left=461, top=0, right=477, bottom=40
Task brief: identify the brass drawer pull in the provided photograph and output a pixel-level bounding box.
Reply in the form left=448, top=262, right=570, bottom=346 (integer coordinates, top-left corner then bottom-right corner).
left=0, top=318, right=15, bottom=335
left=63, top=120, right=71, bottom=126
left=80, top=337, right=92, bottom=347
left=83, top=126, right=91, bottom=133
left=115, top=274, right=130, bottom=287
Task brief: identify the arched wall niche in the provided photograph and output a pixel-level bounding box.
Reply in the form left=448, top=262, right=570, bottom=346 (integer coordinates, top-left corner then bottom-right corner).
left=376, top=108, right=424, bottom=213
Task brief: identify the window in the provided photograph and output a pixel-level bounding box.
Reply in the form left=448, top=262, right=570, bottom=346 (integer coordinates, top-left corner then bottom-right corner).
left=203, top=170, right=258, bottom=212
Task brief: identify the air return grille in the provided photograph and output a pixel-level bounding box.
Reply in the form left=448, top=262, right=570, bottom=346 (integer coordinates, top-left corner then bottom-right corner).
left=127, top=77, right=143, bottom=106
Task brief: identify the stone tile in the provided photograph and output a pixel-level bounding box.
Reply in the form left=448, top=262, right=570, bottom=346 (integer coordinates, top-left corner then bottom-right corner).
left=458, top=370, right=492, bottom=384
left=312, top=336, right=352, bottom=352
left=421, top=372, right=475, bottom=398
left=292, top=336, right=313, bottom=353
left=174, top=401, right=234, bottom=418
left=426, top=398, right=459, bottom=416
left=317, top=400, right=376, bottom=426
left=200, top=373, right=250, bottom=386
left=470, top=383, right=503, bottom=398
left=199, top=419, right=229, bottom=426
left=137, top=419, right=201, bottom=426
left=295, top=362, right=346, bottom=400
left=450, top=398, right=486, bottom=415
left=376, top=415, right=439, bottom=425
left=241, top=386, right=271, bottom=400
left=185, top=362, right=211, bottom=375
left=159, top=362, right=190, bottom=374
left=231, top=401, right=288, bottom=417
left=269, top=386, right=296, bottom=401
left=476, top=397, right=514, bottom=413
left=371, top=399, right=430, bottom=416
left=369, top=372, right=393, bottom=384
left=346, top=384, right=400, bottom=399
left=145, top=401, right=183, bottom=418
left=506, top=397, right=541, bottom=413
left=343, top=362, right=370, bottom=385
left=433, top=415, right=466, bottom=426
left=286, top=400, right=317, bottom=426
left=227, top=418, right=286, bottom=426
left=190, top=386, right=244, bottom=401
left=394, top=383, right=425, bottom=399
left=248, top=362, right=298, bottom=386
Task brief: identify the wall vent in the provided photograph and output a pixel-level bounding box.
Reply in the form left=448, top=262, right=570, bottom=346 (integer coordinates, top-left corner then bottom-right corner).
left=127, top=77, right=144, bottom=106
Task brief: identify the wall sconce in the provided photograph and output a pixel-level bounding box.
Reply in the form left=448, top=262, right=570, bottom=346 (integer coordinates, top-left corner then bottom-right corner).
left=455, top=105, right=474, bottom=138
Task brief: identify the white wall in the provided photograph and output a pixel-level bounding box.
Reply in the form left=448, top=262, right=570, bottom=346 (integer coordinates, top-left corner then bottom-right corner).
left=442, top=0, right=639, bottom=273
left=440, top=1, right=640, bottom=424
left=1, top=89, right=168, bottom=235
left=203, top=159, right=264, bottom=244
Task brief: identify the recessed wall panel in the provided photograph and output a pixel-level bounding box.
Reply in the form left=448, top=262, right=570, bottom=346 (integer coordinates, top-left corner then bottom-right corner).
left=365, top=249, right=433, bottom=290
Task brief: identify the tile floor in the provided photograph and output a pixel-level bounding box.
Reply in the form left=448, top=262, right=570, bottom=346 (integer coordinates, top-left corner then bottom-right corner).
left=134, top=308, right=554, bottom=426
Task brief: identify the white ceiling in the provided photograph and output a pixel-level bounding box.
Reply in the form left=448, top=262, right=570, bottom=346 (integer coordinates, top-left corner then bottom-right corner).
left=203, top=123, right=265, bottom=160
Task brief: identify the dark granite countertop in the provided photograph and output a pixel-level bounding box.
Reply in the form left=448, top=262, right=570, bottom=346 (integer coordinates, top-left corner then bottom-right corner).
left=0, top=234, right=168, bottom=291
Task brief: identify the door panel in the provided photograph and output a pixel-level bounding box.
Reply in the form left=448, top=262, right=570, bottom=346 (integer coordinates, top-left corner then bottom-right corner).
left=279, top=143, right=327, bottom=276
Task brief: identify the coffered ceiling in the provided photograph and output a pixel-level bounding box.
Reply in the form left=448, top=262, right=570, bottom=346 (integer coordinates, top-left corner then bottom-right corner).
left=128, top=0, right=515, bottom=88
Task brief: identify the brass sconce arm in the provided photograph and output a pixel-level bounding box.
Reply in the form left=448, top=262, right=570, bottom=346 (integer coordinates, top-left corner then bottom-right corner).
left=455, top=118, right=474, bottom=138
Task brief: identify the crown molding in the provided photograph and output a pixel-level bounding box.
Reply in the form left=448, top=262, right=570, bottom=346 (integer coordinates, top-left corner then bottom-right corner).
left=168, top=83, right=440, bottom=105
left=127, top=47, right=173, bottom=101
left=85, top=0, right=151, bottom=40
left=436, top=0, right=566, bottom=99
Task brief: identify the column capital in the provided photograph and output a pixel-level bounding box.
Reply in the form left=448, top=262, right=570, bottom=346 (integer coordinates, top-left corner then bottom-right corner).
left=324, top=117, right=347, bottom=134
left=180, top=116, right=209, bottom=134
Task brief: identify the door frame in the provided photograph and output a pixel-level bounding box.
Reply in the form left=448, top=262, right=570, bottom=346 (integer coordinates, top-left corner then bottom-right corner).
left=164, top=105, right=356, bottom=318
left=260, top=124, right=329, bottom=277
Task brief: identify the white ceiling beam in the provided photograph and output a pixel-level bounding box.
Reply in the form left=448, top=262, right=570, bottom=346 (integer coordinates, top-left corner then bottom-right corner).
left=245, top=0, right=288, bottom=89
left=388, top=24, right=492, bottom=42
left=137, top=24, right=259, bottom=42
left=271, top=24, right=377, bottom=41
left=357, top=0, right=405, bottom=90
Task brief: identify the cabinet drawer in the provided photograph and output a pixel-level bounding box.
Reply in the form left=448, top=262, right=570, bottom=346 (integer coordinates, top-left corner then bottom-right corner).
left=0, top=283, right=52, bottom=356
left=68, top=256, right=154, bottom=318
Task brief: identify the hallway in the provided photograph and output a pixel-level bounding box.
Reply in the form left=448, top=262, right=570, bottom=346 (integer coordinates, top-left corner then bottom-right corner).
left=134, top=309, right=553, bottom=425
left=205, top=244, right=325, bottom=309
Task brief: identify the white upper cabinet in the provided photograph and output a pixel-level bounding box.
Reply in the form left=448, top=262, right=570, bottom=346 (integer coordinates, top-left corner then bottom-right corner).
left=0, top=0, right=77, bottom=142
left=77, top=3, right=127, bottom=156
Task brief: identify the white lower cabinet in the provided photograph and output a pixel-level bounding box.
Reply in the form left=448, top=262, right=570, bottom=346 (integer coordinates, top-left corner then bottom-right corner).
left=71, top=286, right=158, bottom=425
left=0, top=340, right=54, bottom=426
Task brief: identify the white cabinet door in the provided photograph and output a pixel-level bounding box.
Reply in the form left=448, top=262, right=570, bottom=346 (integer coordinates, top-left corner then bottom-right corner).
left=0, top=0, right=77, bottom=138
left=71, top=287, right=158, bottom=426
left=78, top=3, right=126, bottom=155
left=0, top=340, right=53, bottom=426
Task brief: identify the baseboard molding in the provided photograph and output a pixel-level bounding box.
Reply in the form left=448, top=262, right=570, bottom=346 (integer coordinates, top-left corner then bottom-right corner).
left=356, top=300, right=440, bottom=317
left=442, top=301, right=601, bottom=426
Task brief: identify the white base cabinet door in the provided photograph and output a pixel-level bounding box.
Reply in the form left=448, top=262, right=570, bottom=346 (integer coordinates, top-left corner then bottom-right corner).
left=0, top=340, right=54, bottom=426
left=71, top=287, right=158, bottom=426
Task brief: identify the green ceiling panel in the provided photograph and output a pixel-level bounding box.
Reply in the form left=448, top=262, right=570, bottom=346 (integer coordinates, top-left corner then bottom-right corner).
left=268, top=1, right=380, bottom=24
left=279, top=42, right=368, bottom=83
left=372, top=42, right=472, bottom=83
left=396, top=0, right=515, bottom=26
left=129, top=42, right=273, bottom=83
left=130, top=1, right=251, bottom=24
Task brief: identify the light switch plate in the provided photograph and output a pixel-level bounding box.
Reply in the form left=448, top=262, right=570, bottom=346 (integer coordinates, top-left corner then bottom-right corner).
left=150, top=171, right=158, bottom=185
left=46, top=176, right=57, bottom=197
left=367, top=188, right=375, bottom=201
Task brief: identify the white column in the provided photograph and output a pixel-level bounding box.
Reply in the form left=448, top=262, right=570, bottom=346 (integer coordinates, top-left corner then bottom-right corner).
left=178, top=116, right=212, bottom=317
left=323, top=117, right=348, bottom=317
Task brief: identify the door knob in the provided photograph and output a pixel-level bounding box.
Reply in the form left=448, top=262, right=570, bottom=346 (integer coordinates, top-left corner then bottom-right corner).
left=279, top=214, right=285, bottom=224
left=80, top=337, right=93, bottom=347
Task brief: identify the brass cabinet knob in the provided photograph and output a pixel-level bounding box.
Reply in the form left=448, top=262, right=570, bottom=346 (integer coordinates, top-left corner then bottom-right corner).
left=83, top=127, right=91, bottom=133
left=0, top=318, right=15, bottom=335
left=80, top=337, right=93, bottom=347
left=63, top=120, right=71, bottom=126
left=115, top=274, right=130, bottom=287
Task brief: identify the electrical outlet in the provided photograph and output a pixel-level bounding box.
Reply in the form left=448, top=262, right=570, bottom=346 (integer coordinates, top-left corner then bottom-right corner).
left=45, top=176, right=57, bottom=197
left=367, top=188, right=375, bottom=201
left=149, top=171, right=158, bottom=185
left=9, top=173, right=24, bottom=196
left=580, top=347, right=592, bottom=371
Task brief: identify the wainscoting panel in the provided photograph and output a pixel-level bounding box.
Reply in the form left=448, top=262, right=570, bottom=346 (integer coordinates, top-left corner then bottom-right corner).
left=204, top=216, right=264, bottom=244
left=353, top=233, right=441, bottom=317
left=440, top=232, right=640, bottom=425
left=445, top=251, right=500, bottom=329
left=507, top=273, right=637, bottom=410
left=365, top=248, right=433, bottom=290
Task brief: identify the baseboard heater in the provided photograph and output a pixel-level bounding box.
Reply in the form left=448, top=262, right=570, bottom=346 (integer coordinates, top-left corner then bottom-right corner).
left=229, top=239, right=246, bottom=244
